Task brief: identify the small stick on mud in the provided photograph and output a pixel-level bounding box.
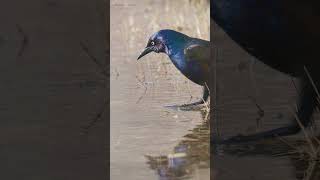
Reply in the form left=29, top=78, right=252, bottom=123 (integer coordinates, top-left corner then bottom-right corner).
left=291, top=77, right=300, bottom=94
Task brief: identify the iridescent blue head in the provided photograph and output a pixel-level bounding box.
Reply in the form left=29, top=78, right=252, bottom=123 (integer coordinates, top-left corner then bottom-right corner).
left=137, top=29, right=190, bottom=60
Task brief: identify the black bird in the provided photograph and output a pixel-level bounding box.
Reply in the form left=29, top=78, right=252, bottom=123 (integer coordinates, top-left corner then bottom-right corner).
left=211, top=0, right=320, bottom=143
left=137, top=29, right=210, bottom=106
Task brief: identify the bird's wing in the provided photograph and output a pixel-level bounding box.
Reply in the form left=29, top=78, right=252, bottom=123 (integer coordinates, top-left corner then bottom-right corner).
left=184, top=40, right=211, bottom=73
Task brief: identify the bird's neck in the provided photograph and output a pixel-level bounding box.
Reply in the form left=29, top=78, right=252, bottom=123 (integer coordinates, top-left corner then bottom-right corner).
left=167, top=45, right=187, bottom=72
left=165, top=36, right=189, bottom=55
left=163, top=36, right=191, bottom=71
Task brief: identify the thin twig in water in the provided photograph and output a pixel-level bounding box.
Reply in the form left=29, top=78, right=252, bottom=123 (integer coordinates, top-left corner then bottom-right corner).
left=304, top=160, right=317, bottom=180
left=304, top=66, right=320, bottom=104
left=136, top=86, right=148, bottom=104
left=248, top=95, right=264, bottom=129
left=291, top=77, right=300, bottom=94
left=80, top=41, right=108, bottom=134
left=80, top=41, right=108, bottom=77
left=289, top=107, right=317, bottom=156
left=277, top=136, right=303, bottom=154
left=248, top=96, right=264, bottom=115
left=136, top=75, right=148, bottom=104
left=16, top=24, right=29, bottom=57
left=81, top=101, right=107, bottom=134
left=303, top=66, right=320, bottom=154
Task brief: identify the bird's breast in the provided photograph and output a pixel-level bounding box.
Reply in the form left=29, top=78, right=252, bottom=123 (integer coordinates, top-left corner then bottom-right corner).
left=169, top=54, right=207, bottom=85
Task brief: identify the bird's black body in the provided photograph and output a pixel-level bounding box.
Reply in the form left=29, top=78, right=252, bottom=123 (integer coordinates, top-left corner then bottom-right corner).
left=211, top=0, right=320, bottom=143
left=138, top=30, right=210, bottom=106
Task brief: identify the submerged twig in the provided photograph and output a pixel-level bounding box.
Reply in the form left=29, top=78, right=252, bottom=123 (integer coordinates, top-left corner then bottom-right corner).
left=136, top=75, right=149, bottom=104
left=80, top=41, right=108, bottom=77
left=80, top=41, right=108, bottom=134
left=248, top=96, right=265, bottom=130
left=16, top=24, right=29, bottom=57
left=81, top=101, right=107, bottom=134
left=304, top=66, right=320, bottom=104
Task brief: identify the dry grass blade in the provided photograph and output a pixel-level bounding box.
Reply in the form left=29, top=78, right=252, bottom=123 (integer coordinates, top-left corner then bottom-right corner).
left=289, top=107, right=317, bottom=156
left=303, top=160, right=317, bottom=180
left=304, top=66, right=320, bottom=102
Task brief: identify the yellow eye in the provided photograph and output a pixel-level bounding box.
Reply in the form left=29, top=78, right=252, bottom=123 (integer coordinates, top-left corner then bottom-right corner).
left=151, top=41, right=155, bottom=46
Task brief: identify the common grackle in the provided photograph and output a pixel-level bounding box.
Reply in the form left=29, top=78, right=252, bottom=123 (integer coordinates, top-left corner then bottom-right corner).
left=211, top=0, right=320, bottom=143
left=137, top=29, right=210, bottom=106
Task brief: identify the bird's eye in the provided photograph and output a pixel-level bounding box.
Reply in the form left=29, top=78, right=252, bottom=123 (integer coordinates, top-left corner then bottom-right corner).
left=151, top=41, right=155, bottom=46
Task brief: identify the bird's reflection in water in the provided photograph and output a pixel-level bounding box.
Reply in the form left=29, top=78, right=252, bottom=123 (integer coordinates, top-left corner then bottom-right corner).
left=213, top=136, right=320, bottom=180
left=145, top=110, right=209, bottom=180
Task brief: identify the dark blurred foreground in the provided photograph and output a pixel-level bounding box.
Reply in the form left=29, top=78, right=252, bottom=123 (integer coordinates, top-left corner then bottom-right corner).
left=211, top=13, right=320, bottom=180
left=0, top=1, right=108, bottom=179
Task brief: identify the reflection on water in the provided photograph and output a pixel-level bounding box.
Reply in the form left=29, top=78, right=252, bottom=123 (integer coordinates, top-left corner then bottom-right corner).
left=146, top=110, right=209, bottom=180
left=213, top=137, right=320, bottom=180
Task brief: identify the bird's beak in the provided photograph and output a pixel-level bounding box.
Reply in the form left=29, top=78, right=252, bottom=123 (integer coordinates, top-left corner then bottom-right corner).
left=137, top=47, right=153, bottom=60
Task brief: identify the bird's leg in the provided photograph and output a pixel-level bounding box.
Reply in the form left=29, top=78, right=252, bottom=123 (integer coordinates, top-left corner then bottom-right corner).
left=181, top=86, right=209, bottom=107
left=164, top=86, right=209, bottom=110
left=215, top=77, right=318, bottom=144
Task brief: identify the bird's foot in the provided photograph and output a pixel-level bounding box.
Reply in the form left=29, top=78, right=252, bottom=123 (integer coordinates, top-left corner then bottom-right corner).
left=181, top=100, right=205, bottom=107
left=213, top=133, right=274, bottom=145
left=219, top=135, right=250, bottom=144
left=164, top=99, right=208, bottom=111
left=211, top=134, right=251, bottom=145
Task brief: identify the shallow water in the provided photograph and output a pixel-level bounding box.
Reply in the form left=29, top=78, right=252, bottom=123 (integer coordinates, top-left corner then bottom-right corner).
left=110, top=0, right=210, bottom=179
